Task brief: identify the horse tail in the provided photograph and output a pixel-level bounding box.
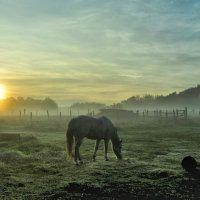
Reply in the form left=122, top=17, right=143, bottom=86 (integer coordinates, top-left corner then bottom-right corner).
left=66, top=125, right=74, bottom=160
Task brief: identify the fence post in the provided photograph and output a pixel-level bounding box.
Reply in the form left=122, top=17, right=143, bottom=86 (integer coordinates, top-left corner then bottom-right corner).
left=176, top=110, right=178, bottom=118
left=173, top=110, right=176, bottom=119
left=159, top=110, right=162, bottom=117
left=185, top=107, right=188, bottom=120
left=165, top=110, right=168, bottom=118
left=136, top=110, right=139, bottom=118
left=60, top=112, right=62, bottom=121
left=30, top=112, right=32, bottom=121
left=47, top=110, right=49, bottom=121
left=19, top=110, right=22, bottom=120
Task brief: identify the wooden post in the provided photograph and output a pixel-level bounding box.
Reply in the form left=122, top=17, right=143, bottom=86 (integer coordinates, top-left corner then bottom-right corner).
left=19, top=110, right=22, bottom=120
left=185, top=107, right=188, bottom=120
left=173, top=110, right=176, bottom=119
left=136, top=110, right=139, bottom=117
left=24, top=109, right=26, bottom=116
left=143, top=111, right=145, bottom=119
left=47, top=110, right=49, bottom=121
left=30, top=112, right=32, bottom=121
left=70, top=109, right=72, bottom=118
left=165, top=110, right=168, bottom=118
left=60, top=112, right=62, bottom=121
left=92, top=110, right=95, bottom=117
left=176, top=109, right=178, bottom=118
left=159, top=110, right=162, bottom=117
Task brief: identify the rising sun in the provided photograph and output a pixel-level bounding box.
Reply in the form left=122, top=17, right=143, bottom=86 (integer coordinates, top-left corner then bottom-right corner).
left=0, top=84, right=6, bottom=100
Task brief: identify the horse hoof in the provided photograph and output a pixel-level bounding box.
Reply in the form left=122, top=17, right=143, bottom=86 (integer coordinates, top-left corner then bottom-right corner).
left=92, top=156, right=96, bottom=162
left=74, top=161, right=80, bottom=166
left=79, top=160, right=84, bottom=165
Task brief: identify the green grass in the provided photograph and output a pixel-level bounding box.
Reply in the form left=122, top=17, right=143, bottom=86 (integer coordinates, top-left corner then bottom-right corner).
left=1, top=117, right=200, bottom=199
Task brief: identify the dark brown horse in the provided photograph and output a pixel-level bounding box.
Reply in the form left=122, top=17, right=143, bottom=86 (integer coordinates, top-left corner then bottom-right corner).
left=66, top=115, right=122, bottom=165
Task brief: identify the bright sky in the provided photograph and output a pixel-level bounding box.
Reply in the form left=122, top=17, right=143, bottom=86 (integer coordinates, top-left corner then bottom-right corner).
left=0, top=0, right=200, bottom=105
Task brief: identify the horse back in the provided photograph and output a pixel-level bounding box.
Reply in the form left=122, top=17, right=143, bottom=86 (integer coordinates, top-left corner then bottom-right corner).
left=68, top=116, right=115, bottom=140
left=88, top=116, right=116, bottom=139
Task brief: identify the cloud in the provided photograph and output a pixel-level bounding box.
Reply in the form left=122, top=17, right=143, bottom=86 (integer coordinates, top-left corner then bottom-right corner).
left=0, top=0, right=200, bottom=104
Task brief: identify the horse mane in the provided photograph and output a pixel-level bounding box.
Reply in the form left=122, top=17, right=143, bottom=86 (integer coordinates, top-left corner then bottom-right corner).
left=99, top=117, right=119, bottom=141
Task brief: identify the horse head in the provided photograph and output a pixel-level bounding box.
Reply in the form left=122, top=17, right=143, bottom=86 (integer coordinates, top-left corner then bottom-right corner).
left=113, top=139, right=122, bottom=160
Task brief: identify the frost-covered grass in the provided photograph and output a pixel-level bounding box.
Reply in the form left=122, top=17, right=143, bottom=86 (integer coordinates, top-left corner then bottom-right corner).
left=1, top=117, right=200, bottom=199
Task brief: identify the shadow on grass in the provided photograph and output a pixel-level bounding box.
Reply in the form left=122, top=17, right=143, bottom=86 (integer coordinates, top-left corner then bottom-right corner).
left=186, top=168, right=200, bottom=179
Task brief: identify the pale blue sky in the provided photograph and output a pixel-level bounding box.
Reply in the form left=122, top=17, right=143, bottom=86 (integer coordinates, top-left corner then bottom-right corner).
left=0, top=0, right=200, bottom=104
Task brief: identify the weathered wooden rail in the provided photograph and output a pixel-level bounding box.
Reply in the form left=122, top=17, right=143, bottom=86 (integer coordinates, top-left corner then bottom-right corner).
left=137, top=107, right=188, bottom=120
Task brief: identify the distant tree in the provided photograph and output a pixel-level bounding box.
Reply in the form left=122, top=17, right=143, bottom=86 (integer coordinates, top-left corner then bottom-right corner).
left=1, top=97, right=17, bottom=111
left=17, top=96, right=25, bottom=107
left=110, top=103, right=122, bottom=109
left=70, top=102, right=106, bottom=110
left=142, top=94, right=155, bottom=104
left=0, top=97, right=58, bottom=112
left=42, top=97, right=58, bottom=110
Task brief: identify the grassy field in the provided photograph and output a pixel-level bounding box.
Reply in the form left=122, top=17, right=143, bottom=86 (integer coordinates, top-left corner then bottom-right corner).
left=1, top=116, right=200, bottom=199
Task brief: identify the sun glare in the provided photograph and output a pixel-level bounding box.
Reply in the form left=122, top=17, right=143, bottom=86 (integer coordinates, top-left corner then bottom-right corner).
left=0, top=84, right=6, bottom=100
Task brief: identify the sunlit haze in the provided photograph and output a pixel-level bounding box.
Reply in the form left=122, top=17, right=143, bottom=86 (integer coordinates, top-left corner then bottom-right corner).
left=0, top=0, right=200, bottom=105
left=0, top=84, right=6, bottom=100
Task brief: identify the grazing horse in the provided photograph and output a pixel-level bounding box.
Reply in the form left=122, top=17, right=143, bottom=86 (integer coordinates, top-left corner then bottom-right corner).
left=66, top=115, right=122, bottom=165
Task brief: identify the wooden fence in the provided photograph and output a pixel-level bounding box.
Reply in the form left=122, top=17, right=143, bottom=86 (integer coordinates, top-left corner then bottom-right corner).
left=138, top=107, right=188, bottom=120
left=16, top=108, right=96, bottom=122
left=1, top=107, right=194, bottom=122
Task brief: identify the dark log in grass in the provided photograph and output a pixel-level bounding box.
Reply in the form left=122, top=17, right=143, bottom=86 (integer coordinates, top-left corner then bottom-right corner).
left=181, top=156, right=197, bottom=172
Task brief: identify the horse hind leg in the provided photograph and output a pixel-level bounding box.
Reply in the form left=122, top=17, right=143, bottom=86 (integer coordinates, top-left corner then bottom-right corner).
left=93, top=139, right=101, bottom=161
left=74, top=139, right=83, bottom=165
left=104, top=139, right=109, bottom=161
left=77, top=150, right=83, bottom=164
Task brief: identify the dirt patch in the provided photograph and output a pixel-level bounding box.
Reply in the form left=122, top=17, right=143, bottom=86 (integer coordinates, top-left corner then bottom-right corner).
left=0, top=133, right=21, bottom=141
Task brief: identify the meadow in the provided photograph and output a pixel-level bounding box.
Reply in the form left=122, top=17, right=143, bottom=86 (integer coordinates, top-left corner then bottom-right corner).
left=0, top=115, right=200, bottom=199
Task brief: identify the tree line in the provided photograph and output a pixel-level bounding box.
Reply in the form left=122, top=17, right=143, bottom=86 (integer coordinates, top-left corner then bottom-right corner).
left=0, top=97, right=58, bottom=112
left=120, top=85, right=200, bottom=109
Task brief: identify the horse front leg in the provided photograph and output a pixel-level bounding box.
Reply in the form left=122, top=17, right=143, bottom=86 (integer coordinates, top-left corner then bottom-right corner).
left=75, top=139, right=82, bottom=165
left=104, top=139, right=109, bottom=161
left=93, top=139, right=101, bottom=161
